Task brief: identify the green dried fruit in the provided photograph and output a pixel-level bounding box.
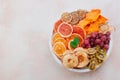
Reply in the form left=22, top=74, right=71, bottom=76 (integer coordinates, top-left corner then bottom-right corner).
left=70, top=37, right=79, bottom=48
left=95, top=45, right=100, bottom=51
left=90, top=58, right=98, bottom=64
left=99, top=48, right=106, bottom=54
left=96, top=52, right=106, bottom=60
left=74, top=37, right=80, bottom=44
left=88, top=63, right=96, bottom=70
left=88, top=48, right=97, bottom=54
left=97, top=59, right=104, bottom=66
left=88, top=54, right=96, bottom=59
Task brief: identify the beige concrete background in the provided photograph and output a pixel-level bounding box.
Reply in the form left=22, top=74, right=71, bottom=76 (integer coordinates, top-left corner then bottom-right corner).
left=0, top=0, right=119, bottom=80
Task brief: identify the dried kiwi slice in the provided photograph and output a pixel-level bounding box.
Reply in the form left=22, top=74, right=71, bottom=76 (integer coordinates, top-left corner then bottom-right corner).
left=97, top=59, right=104, bottom=66
left=99, top=48, right=107, bottom=54
left=96, top=52, right=106, bottom=60
left=95, top=45, right=100, bottom=51
left=88, top=54, right=96, bottom=59
left=88, top=63, right=96, bottom=70
left=90, top=58, right=98, bottom=64
left=88, top=48, right=97, bottom=54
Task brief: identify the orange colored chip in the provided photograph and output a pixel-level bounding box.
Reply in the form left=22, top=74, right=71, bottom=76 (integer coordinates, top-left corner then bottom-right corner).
left=96, top=15, right=108, bottom=25
left=78, top=18, right=90, bottom=28
left=86, top=9, right=101, bottom=22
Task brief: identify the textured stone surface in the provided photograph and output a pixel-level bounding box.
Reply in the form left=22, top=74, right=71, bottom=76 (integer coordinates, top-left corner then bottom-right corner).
left=0, top=0, right=119, bottom=80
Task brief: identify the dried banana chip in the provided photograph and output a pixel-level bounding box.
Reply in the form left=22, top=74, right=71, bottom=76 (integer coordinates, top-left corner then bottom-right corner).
left=70, top=11, right=80, bottom=25
left=61, top=12, right=72, bottom=23
left=77, top=9, right=87, bottom=20
left=100, top=24, right=109, bottom=32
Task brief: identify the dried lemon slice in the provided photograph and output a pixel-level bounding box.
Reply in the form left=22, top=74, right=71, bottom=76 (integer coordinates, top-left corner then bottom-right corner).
left=54, top=38, right=67, bottom=47
left=52, top=32, right=62, bottom=45
left=53, top=42, right=66, bottom=57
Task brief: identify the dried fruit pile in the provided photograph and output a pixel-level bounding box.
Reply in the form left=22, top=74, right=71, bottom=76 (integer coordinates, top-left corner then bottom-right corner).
left=51, top=9, right=113, bottom=71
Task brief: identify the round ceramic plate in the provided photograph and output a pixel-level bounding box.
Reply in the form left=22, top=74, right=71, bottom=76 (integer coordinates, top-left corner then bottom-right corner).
left=49, top=24, right=113, bottom=72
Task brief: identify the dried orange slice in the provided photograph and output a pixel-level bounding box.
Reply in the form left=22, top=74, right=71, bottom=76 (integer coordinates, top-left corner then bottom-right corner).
left=68, top=33, right=84, bottom=49
left=68, top=39, right=79, bottom=50
left=69, top=33, right=84, bottom=45
left=73, top=25, right=86, bottom=39
left=58, top=22, right=73, bottom=38
left=53, top=42, right=66, bottom=57
left=54, top=20, right=62, bottom=32
left=52, top=33, right=62, bottom=45
left=54, top=38, right=67, bottom=47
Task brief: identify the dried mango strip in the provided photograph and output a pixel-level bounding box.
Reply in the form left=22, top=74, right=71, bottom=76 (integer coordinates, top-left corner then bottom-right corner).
left=86, top=9, right=101, bottom=22
left=84, top=26, right=90, bottom=34
left=85, top=23, right=99, bottom=34
left=78, top=18, right=90, bottom=28
left=95, top=15, right=108, bottom=25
